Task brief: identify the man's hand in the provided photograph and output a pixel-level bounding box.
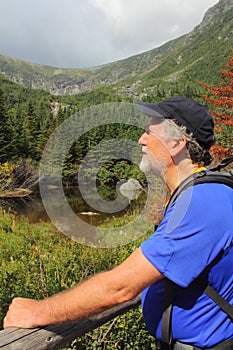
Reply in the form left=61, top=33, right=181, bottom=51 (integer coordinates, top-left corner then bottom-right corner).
left=3, top=297, right=46, bottom=329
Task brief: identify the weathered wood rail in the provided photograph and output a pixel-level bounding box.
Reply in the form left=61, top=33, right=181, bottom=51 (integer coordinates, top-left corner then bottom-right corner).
left=0, top=295, right=141, bottom=350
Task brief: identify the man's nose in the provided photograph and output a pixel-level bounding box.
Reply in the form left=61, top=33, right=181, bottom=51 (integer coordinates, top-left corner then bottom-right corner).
left=138, top=132, right=148, bottom=145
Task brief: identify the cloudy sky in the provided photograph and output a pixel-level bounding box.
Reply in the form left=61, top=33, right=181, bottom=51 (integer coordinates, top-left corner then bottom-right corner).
left=0, top=0, right=219, bottom=69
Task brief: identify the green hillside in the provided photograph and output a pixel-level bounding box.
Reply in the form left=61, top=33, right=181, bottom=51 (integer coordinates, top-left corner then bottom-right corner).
left=0, top=0, right=232, bottom=189
left=0, top=0, right=233, bottom=97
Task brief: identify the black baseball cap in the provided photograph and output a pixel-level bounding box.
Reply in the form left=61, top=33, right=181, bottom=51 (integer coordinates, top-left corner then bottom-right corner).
left=136, top=97, right=215, bottom=150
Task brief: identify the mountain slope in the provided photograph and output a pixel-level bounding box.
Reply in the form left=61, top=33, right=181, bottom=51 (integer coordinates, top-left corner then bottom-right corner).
left=0, top=0, right=233, bottom=96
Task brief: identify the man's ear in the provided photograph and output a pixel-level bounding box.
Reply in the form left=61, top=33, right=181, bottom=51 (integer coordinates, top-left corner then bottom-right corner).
left=169, top=138, right=187, bottom=157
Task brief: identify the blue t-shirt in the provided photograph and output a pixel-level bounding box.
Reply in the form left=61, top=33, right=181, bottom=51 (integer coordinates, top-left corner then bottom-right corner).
left=141, top=183, right=233, bottom=348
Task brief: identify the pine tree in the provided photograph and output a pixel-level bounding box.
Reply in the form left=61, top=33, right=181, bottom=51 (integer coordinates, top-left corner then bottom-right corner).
left=0, top=89, right=12, bottom=162
left=24, top=102, right=40, bottom=160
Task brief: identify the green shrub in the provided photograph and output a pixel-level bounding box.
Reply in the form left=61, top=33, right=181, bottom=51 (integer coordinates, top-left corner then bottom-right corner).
left=0, top=210, right=155, bottom=349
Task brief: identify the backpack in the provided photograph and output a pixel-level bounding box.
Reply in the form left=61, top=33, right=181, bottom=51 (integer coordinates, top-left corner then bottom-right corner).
left=162, top=157, right=233, bottom=346
left=164, top=156, right=233, bottom=215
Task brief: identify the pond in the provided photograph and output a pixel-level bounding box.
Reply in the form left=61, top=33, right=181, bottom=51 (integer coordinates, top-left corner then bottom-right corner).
left=0, top=179, right=167, bottom=247
left=0, top=185, right=148, bottom=227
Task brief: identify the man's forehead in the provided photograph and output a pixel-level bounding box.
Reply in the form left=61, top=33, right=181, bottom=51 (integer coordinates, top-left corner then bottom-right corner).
left=145, top=120, right=167, bottom=138
left=146, top=117, right=164, bottom=127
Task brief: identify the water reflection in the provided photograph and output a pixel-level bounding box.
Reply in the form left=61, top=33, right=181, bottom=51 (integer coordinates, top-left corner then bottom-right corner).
left=0, top=186, right=147, bottom=227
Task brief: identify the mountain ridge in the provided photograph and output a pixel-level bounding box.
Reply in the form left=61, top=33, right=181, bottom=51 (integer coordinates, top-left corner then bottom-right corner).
left=0, top=0, right=233, bottom=96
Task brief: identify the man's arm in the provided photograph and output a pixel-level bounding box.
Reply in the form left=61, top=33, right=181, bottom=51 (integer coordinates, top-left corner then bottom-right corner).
left=4, top=248, right=163, bottom=329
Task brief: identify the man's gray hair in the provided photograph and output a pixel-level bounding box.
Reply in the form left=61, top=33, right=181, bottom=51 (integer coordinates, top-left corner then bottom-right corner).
left=162, top=118, right=213, bottom=166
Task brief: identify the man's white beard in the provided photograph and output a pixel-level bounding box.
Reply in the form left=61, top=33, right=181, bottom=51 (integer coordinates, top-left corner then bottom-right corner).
left=139, top=153, right=152, bottom=174
left=139, top=148, right=167, bottom=179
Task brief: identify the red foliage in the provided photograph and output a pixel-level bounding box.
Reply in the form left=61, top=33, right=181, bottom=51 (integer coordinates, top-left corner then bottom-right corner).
left=210, top=145, right=231, bottom=160
left=198, top=49, right=233, bottom=159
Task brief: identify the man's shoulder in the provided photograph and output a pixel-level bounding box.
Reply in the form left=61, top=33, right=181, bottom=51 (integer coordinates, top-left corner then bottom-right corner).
left=165, top=182, right=232, bottom=229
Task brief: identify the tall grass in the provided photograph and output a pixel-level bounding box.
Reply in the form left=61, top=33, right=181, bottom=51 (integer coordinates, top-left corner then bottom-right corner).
left=0, top=210, right=155, bottom=349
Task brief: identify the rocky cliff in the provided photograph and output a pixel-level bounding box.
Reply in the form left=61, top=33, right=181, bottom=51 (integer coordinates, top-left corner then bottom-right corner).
left=0, top=0, right=232, bottom=95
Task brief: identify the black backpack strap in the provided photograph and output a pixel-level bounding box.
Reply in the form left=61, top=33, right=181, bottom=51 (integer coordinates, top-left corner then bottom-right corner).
left=161, top=279, right=174, bottom=346
left=200, top=284, right=233, bottom=320
left=195, top=249, right=233, bottom=321
left=161, top=250, right=233, bottom=346
left=210, top=156, right=233, bottom=171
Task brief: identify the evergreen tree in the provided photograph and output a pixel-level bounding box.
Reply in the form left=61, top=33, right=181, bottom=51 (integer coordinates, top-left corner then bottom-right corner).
left=0, top=89, right=12, bottom=162
left=24, top=102, right=40, bottom=160
left=8, top=105, right=27, bottom=158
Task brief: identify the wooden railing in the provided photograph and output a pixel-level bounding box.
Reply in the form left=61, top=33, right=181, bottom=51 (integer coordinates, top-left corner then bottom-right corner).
left=0, top=295, right=141, bottom=350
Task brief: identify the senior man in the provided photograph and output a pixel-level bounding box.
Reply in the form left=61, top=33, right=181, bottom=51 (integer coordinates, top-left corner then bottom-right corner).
left=4, top=97, right=233, bottom=350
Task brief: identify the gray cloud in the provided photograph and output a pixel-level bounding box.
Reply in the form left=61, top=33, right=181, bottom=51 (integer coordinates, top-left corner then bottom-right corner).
left=0, top=0, right=218, bottom=68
